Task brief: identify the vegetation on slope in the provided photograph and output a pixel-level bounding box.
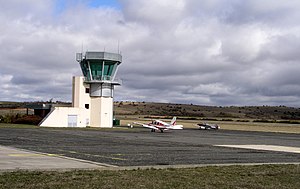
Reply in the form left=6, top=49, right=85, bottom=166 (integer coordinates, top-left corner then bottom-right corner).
left=114, top=101, right=300, bottom=120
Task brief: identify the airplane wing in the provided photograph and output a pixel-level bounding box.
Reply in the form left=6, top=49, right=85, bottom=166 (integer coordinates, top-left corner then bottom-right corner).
left=167, top=124, right=183, bottom=130
left=143, top=124, right=160, bottom=130
left=133, top=122, right=159, bottom=130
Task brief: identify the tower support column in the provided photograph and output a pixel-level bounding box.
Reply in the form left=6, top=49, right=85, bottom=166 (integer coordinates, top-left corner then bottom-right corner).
left=90, top=97, right=113, bottom=128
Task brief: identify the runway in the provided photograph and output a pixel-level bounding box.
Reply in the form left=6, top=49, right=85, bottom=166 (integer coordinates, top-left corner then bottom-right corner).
left=0, top=127, right=299, bottom=168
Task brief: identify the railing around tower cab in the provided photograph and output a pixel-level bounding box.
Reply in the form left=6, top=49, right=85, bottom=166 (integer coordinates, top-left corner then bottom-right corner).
left=83, top=76, right=122, bottom=85
left=94, top=75, right=111, bottom=81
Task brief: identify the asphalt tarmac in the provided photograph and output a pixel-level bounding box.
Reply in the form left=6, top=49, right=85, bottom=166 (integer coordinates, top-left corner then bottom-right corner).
left=0, top=127, right=299, bottom=167
left=0, top=145, right=110, bottom=171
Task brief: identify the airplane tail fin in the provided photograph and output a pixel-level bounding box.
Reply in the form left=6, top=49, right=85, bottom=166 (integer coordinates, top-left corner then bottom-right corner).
left=170, top=117, right=177, bottom=125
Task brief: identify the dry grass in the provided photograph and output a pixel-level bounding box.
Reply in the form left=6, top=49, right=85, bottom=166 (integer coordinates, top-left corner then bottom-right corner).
left=1, top=164, right=300, bottom=189
left=120, top=116, right=300, bottom=134
left=213, top=121, right=300, bottom=133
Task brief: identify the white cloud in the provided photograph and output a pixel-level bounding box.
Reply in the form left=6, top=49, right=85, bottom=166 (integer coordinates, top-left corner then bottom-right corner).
left=0, top=0, right=300, bottom=106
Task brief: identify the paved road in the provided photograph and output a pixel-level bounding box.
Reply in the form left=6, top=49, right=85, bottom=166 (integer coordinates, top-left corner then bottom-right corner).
left=0, top=127, right=299, bottom=167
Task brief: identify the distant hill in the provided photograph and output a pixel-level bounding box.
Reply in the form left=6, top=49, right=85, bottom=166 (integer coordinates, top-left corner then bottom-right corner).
left=1, top=101, right=300, bottom=120
left=0, top=101, right=27, bottom=108
left=114, top=101, right=300, bottom=120
left=0, top=101, right=71, bottom=109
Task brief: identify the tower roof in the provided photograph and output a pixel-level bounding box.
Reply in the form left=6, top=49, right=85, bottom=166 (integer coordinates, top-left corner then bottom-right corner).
left=77, top=52, right=122, bottom=63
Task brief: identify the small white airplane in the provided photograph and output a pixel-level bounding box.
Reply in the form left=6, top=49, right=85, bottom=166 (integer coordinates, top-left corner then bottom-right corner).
left=132, top=117, right=183, bottom=133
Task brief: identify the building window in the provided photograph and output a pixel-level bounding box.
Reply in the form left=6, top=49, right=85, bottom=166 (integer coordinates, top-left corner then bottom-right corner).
left=85, top=104, right=89, bottom=109
left=85, top=88, right=90, bottom=93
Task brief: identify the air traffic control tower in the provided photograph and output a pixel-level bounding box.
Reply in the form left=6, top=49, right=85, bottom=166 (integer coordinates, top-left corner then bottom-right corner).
left=76, top=51, right=122, bottom=127
left=39, top=51, right=122, bottom=128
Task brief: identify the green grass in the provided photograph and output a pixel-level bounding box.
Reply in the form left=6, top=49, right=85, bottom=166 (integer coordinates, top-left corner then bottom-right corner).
left=0, top=123, right=37, bottom=129
left=0, top=165, right=299, bottom=189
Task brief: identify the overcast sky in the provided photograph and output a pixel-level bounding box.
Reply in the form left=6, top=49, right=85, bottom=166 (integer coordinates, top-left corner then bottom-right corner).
left=1, top=0, right=300, bottom=107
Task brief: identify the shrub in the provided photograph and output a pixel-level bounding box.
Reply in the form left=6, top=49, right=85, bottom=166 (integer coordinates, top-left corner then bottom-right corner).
left=253, top=119, right=276, bottom=123
left=0, top=114, right=16, bottom=123
left=200, top=118, right=218, bottom=121
left=12, top=115, right=43, bottom=125
left=236, top=119, right=250, bottom=122
left=277, top=120, right=300, bottom=124
left=221, top=119, right=233, bottom=121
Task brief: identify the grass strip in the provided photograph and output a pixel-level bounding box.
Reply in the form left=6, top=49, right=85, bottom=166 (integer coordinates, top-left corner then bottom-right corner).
left=0, top=164, right=300, bottom=189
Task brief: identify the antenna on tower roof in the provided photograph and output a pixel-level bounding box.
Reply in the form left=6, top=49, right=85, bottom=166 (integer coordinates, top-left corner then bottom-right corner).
left=117, top=39, right=120, bottom=54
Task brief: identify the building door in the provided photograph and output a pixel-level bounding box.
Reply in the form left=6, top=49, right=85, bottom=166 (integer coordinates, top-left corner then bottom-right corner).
left=68, top=115, right=77, bottom=127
